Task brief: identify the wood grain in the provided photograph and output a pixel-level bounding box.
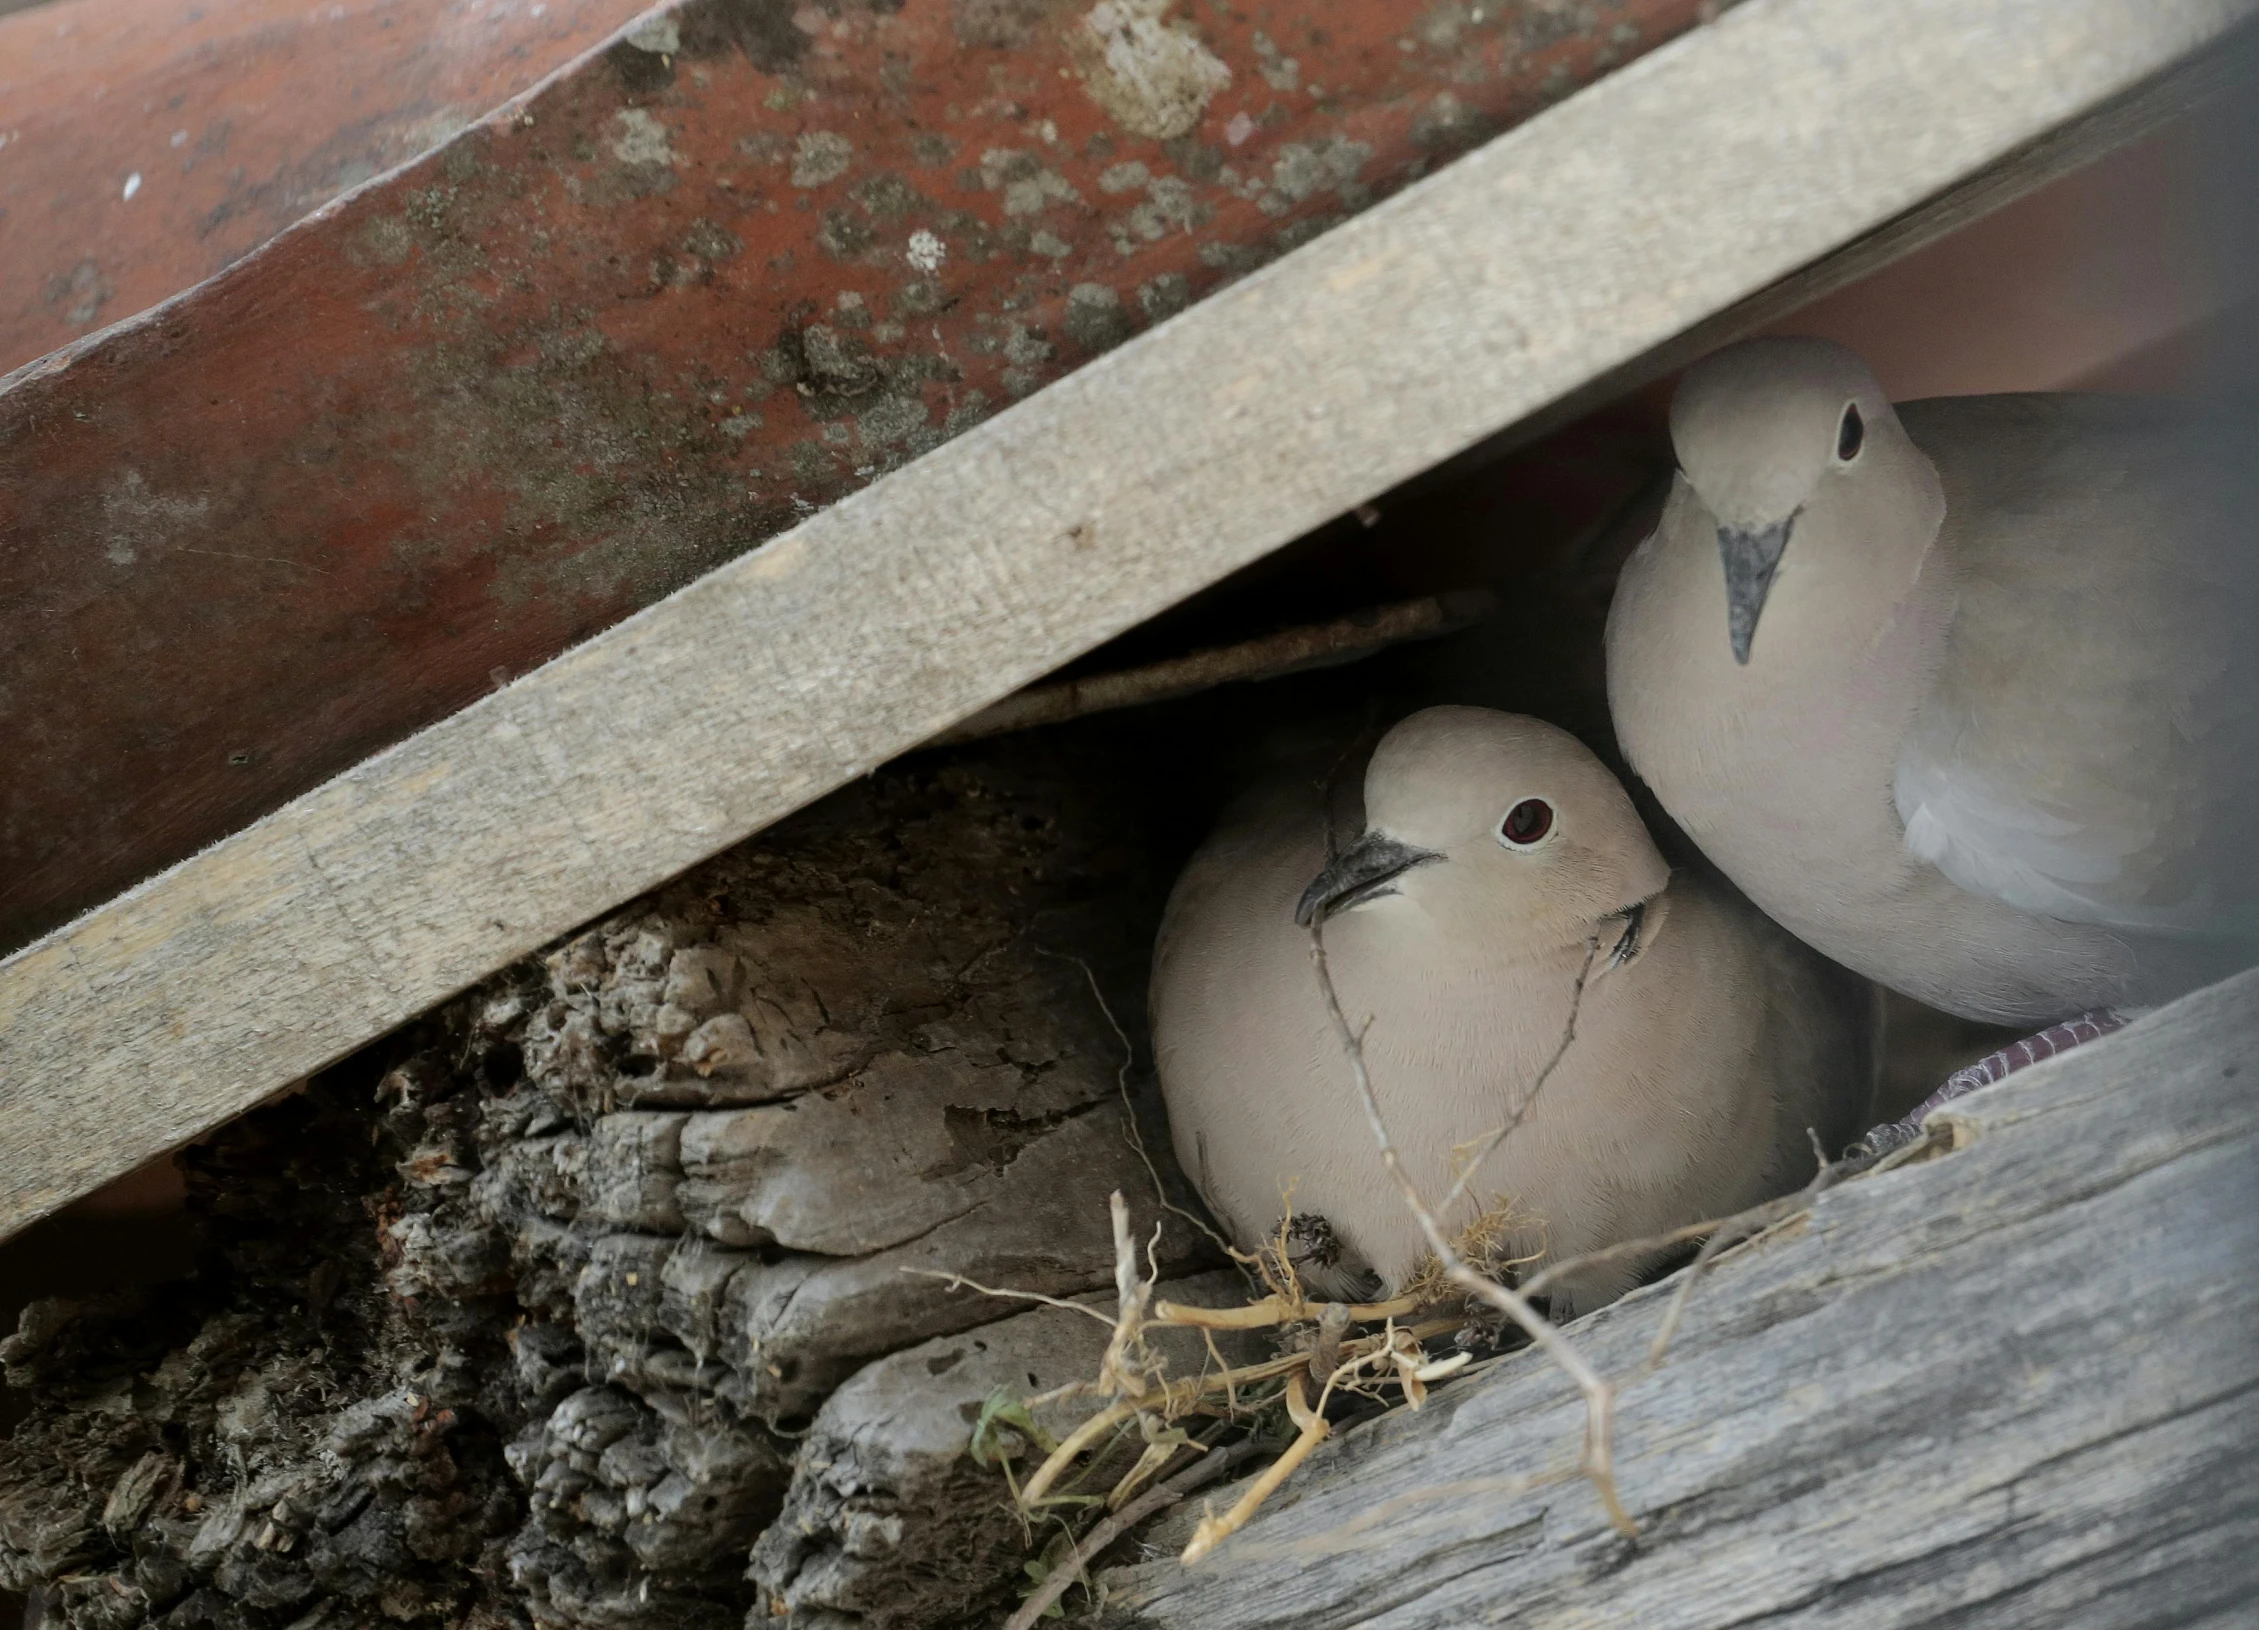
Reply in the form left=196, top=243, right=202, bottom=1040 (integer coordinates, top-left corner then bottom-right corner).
left=1097, top=966, right=2259, bottom=1628
left=0, top=0, right=1715, bottom=962
left=3, top=0, right=2251, bottom=1239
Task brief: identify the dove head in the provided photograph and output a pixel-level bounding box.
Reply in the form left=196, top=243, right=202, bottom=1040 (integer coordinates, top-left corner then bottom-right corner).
left=1669, top=337, right=1937, bottom=665
left=1296, top=708, right=1669, bottom=954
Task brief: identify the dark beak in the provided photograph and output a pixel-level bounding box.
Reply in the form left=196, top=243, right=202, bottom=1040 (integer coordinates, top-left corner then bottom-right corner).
left=1295, top=830, right=1444, bottom=926
left=1718, top=514, right=1796, bottom=665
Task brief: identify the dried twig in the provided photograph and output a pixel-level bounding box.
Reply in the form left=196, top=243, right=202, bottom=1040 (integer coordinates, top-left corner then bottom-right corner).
left=1000, top=991, right=1938, bottom=1579
left=1308, top=926, right=1636, bottom=1536
left=1147, top=1291, right=1422, bottom=1330
left=1042, top=946, right=1236, bottom=1259
left=1236, top=1466, right=1571, bottom=1561
left=1015, top=1351, right=1316, bottom=1509
left=1008, top=1303, right=1460, bottom=1520
left=1304, top=1302, right=1353, bottom=1392
left=1106, top=1433, right=1191, bottom=1514
left=1000, top=1439, right=1264, bottom=1630
left=1518, top=1215, right=1735, bottom=1301
left=961, top=918, right=1670, bottom=1577
left=964, top=1098, right=1920, bottom=1569
left=900, top=1269, right=1120, bottom=1328
left=1099, top=1192, right=1162, bottom=1404
left=1181, top=1371, right=1334, bottom=1563
left=933, top=592, right=1498, bottom=747
left=1643, top=1123, right=1942, bottom=1367
left=1646, top=1194, right=1805, bottom=1369
left=1018, top=1403, right=1145, bottom=1509
left=1433, top=934, right=1601, bottom=1219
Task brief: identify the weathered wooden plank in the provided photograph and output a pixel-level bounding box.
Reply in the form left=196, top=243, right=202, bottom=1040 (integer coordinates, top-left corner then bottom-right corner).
left=2, top=0, right=2250, bottom=1241
left=1097, top=967, right=2259, bottom=1629
left=0, top=0, right=1714, bottom=958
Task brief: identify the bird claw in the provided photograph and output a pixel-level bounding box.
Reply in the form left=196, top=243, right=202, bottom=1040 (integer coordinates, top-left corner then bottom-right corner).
left=1854, top=1009, right=2126, bottom=1155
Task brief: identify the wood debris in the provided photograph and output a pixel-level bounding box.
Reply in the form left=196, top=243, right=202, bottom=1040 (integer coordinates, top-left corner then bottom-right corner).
left=0, top=739, right=1224, bottom=1630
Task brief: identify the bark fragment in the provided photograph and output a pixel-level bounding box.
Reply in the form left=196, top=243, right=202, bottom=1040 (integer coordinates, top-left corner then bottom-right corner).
left=3, top=740, right=1222, bottom=1630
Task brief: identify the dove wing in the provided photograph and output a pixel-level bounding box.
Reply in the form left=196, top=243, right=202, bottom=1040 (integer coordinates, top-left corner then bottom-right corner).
left=1891, top=394, right=2259, bottom=941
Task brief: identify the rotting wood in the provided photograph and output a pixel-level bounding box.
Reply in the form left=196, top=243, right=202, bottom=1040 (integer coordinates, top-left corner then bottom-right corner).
left=3, top=0, right=2251, bottom=1243
left=0, top=734, right=1230, bottom=1630
left=1094, top=966, right=2259, bottom=1629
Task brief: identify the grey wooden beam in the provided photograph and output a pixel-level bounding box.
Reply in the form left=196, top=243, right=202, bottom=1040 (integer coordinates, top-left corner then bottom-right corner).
left=3, top=0, right=2252, bottom=1239
left=1098, top=967, right=2259, bottom=1629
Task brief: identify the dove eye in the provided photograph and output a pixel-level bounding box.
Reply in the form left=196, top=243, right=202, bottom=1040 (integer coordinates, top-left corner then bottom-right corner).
left=1836, top=402, right=1864, bottom=462
left=1499, top=799, right=1554, bottom=848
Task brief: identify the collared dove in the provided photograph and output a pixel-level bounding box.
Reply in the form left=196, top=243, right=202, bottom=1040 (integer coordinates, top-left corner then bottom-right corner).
left=1151, top=707, right=1877, bottom=1314
left=1606, top=337, right=2259, bottom=1029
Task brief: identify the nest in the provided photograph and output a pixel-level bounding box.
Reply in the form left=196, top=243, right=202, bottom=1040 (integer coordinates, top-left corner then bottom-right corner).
left=0, top=672, right=1953, bottom=1630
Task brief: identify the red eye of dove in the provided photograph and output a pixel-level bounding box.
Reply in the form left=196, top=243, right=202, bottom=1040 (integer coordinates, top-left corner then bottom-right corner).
left=1501, top=798, right=1554, bottom=846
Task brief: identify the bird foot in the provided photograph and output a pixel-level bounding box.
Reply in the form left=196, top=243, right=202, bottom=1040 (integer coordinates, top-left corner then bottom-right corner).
left=1853, top=1010, right=2126, bottom=1157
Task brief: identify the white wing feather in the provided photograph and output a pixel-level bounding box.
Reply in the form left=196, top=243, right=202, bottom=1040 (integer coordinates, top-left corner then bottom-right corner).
left=1893, top=753, right=2177, bottom=929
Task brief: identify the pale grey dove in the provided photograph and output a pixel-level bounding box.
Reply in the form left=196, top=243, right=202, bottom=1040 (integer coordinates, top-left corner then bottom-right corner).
left=1607, top=337, right=2259, bottom=1032
left=1151, top=707, right=1877, bottom=1315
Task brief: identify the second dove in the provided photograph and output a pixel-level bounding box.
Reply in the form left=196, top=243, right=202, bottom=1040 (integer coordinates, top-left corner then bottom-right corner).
left=1151, top=707, right=1878, bottom=1316
left=1608, top=336, right=2259, bottom=1026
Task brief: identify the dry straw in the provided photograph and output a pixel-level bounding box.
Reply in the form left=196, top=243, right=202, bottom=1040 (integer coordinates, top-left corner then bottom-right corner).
left=917, top=921, right=1946, bottom=1618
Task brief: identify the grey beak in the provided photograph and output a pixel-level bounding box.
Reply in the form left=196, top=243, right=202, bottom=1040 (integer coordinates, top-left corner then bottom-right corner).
left=1295, top=830, right=1444, bottom=926
left=1718, top=514, right=1796, bottom=665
